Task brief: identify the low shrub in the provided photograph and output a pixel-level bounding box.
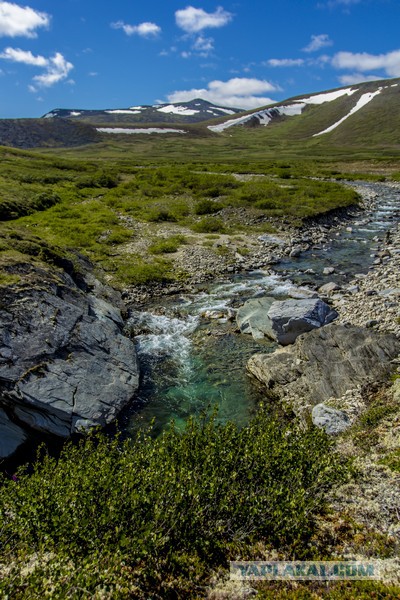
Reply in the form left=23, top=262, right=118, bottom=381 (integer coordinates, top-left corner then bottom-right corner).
left=0, top=410, right=347, bottom=597
left=194, top=199, right=221, bottom=215
left=149, top=235, right=186, bottom=254
left=191, top=217, right=225, bottom=233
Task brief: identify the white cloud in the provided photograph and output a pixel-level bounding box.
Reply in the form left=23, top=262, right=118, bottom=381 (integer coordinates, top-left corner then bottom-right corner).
left=338, top=72, right=381, bottom=85
left=332, top=50, right=400, bottom=77
left=193, top=35, right=214, bottom=55
left=0, top=1, right=50, bottom=38
left=33, top=52, right=73, bottom=87
left=267, top=58, right=305, bottom=67
left=303, top=34, right=333, bottom=53
left=175, top=6, right=233, bottom=33
left=0, top=47, right=73, bottom=89
left=111, top=21, right=161, bottom=38
left=166, top=77, right=278, bottom=109
left=0, top=46, right=47, bottom=66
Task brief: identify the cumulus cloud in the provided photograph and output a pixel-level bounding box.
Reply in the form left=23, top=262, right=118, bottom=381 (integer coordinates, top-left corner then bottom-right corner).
left=0, top=46, right=73, bottom=88
left=175, top=6, right=233, bottom=33
left=111, top=21, right=161, bottom=38
left=267, top=58, right=305, bottom=67
left=166, top=77, right=278, bottom=109
left=0, top=1, right=50, bottom=38
left=0, top=46, right=47, bottom=66
left=33, top=52, right=73, bottom=87
left=332, top=50, right=400, bottom=77
left=192, top=35, right=214, bottom=54
left=303, top=34, right=333, bottom=53
left=338, top=72, right=381, bottom=85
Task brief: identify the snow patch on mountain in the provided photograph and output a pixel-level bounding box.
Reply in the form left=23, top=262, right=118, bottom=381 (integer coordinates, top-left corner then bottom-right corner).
left=298, top=87, right=357, bottom=105
left=105, top=109, right=142, bottom=115
left=157, top=105, right=200, bottom=116
left=313, top=88, right=383, bottom=136
left=97, top=127, right=187, bottom=135
left=213, top=107, right=236, bottom=115
left=208, top=87, right=362, bottom=133
left=208, top=103, right=305, bottom=132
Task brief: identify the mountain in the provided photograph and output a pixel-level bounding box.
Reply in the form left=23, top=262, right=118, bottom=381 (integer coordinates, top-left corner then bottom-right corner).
left=1, top=78, right=400, bottom=154
left=207, top=77, right=400, bottom=149
left=42, top=99, right=242, bottom=125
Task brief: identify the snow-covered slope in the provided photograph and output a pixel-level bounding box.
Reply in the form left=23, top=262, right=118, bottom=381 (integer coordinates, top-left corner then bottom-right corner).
left=208, top=80, right=399, bottom=137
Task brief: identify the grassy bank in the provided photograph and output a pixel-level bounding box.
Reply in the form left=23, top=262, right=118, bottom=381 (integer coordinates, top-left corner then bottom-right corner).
left=0, top=147, right=361, bottom=286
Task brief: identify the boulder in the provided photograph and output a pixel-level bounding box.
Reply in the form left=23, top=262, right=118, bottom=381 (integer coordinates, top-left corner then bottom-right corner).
left=266, top=298, right=338, bottom=345
left=312, top=404, right=351, bottom=435
left=236, top=297, right=275, bottom=340
left=248, top=324, right=400, bottom=411
left=0, top=264, right=139, bottom=439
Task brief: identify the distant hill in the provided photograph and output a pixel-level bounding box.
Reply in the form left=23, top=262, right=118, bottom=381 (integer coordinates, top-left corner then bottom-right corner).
left=2, top=78, right=400, bottom=154
left=207, top=77, right=400, bottom=149
left=0, top=119, right=100, bottom=149
left=42, top=99, right=242, bottom=125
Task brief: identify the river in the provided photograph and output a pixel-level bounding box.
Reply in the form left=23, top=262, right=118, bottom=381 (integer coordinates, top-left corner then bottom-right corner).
left=120, top=181, right=400, bottom=436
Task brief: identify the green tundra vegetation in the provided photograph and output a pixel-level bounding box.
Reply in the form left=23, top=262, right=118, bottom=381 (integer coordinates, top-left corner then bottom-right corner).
left=0, top=145, right=368, bottom=286
left=0, top=410, right=348, bottom=597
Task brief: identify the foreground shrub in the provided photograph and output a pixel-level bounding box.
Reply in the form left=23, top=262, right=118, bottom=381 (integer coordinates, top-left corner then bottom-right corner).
left=0, top=410, right=347, bottom=598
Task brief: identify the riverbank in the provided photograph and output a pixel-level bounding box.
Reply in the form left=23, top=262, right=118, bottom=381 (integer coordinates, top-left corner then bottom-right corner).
left=122, top=181, right=380, bottom=307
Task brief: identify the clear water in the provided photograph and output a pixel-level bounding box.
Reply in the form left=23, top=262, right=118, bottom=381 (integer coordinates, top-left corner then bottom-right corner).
left=123, top=182, right=400, bottom=435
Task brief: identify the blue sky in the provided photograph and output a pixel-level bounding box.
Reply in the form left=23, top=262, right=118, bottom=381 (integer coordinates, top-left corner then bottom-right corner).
left=0, top=0, right=400, bottom=117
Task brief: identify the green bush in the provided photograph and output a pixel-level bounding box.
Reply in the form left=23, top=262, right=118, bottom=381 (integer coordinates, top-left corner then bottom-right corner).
left=194, top=199, right=221, bottom=215
left=149, top=235, right=186, bottom=254
left=191, top=217, right=225, bottom=233
left=0, top=410, right=347, bottom=597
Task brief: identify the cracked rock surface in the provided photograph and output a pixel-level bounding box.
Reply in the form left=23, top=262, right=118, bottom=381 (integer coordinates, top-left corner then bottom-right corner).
left=0, top=263, right=139, bottom=444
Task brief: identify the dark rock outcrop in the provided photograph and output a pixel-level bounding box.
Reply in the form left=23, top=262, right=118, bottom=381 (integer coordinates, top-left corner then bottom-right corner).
left=0, top=263, right=139, bottom=453
left=0, top=407, right=27, bottom=458
left=0, top=119, right=100, bottom=149
left=248, top=323, right=399, bottom=409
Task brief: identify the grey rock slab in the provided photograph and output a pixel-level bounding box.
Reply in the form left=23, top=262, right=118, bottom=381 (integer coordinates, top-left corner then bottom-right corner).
left=0, top=268, right=139, bottom=438
left=267, top=298, right=338, bottom=345
left=312, top=404, right=351, bottom=435
left=236, top=297, right=275, bottom=340
left=248, top=324, right=400, bottom=408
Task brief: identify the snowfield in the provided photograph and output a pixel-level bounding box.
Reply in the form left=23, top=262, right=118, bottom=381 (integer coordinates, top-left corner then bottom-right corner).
left=97, top=127, right=187, bottom=135
left=105, top=110, right=142, bottom=115
left=313, top=88, right=383, bottom=136
left=298, top=88, right=357, bottom=105
left=157, top=105, right=200, bottom=116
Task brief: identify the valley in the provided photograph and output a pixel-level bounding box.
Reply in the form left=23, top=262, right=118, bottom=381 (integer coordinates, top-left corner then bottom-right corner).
left=1, top=78, right=400, bottom=598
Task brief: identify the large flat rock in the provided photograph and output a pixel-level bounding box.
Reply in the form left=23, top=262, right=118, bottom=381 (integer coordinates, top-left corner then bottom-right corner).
left=267, top=298, right=338, bottom=345
left=0, top=265, right=139, bottom=441
left=248, top=323, right=399, bottom=411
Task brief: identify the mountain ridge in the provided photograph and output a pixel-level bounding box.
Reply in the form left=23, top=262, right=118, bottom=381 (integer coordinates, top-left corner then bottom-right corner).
left=42, top=98, right=242, bottom=125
